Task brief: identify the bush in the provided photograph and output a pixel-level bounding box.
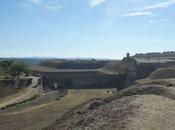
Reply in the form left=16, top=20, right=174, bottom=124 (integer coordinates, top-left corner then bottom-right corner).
left=0, top=60, right=30, bottom=80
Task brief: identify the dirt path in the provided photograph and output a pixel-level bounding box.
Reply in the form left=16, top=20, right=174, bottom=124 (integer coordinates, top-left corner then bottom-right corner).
left=128, top=95, right=175, bottom=130
left=0, top=77, right=41, bottom=109
left=0, top=89, right=113, bottom=130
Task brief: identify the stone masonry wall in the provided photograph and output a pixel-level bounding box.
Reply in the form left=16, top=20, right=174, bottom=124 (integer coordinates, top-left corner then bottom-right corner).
left=40, top=71, right=122, bottom=90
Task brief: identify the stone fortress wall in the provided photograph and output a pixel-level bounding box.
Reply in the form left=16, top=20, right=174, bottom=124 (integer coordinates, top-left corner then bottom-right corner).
left=34, top=54, right=175, bottom=90
left=40, top=71, right=123, bottom=90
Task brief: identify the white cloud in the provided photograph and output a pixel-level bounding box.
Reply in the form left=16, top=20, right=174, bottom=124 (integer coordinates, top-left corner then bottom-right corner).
left=148, top=38, right=161, bottom=42
left=148, top=19, right=169, bottom=25
left=30, top=0, right=41, bottom=5
left=44, top=4, right=62, bottom=11
left=89, top=0, right=107, bottom=7
left=149, top=19, right=156, bottom=24
left=136, top=0, right=175, bottom=11
left=161, top=19, right=169, bottom=22
left=123, top=11, right=153, bottom=17
left=25, top=0, right=63, bottom=11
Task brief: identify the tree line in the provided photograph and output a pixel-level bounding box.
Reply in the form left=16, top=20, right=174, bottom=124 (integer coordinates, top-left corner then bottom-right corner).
left=0, top=60, right=30, bottom=80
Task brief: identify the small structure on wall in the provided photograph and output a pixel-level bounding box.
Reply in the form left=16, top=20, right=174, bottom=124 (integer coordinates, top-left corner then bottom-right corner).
left=118, top=53, right=138, bottom=87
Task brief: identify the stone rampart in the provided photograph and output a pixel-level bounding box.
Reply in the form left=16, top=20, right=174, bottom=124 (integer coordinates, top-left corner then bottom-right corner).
left=40, top=71, right=122, bottom=90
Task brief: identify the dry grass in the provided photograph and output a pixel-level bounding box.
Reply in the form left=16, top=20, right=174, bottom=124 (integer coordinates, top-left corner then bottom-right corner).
left=0, top=89, right=26, bottom=104
left=149, top=67, right=175, bottom=79
left=31, top=65, right=98, bottom=72
left=136, top=77, right=175, bottom=86
left=128, top=95, right=175, bottom=130
left=44, top=85, right=175, bottom=130
left=31, top=65, right=62, bottom=72
left=0, top=89, right=114, bottom=130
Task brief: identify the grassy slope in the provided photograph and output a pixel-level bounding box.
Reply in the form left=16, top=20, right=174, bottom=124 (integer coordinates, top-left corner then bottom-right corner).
left=149, top=67, right=175, bottom=79
left=31, top=65, right=98, bottom=72
left=44, top=84, right=175, bottom=130
left=0, top=89, right=114, bottom=130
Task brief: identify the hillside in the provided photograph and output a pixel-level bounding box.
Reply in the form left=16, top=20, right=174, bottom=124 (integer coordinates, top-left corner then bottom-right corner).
left=0, top=89, right=114, bottom=130
left=0, top=58, right=46, bottom=65
left=40, top=60, right=110, bottom=69
left=44, top=83, right=175, bottom=130
left=99, top=60, right=121, bottom=74
left=149, top=67, right=175, bottom=79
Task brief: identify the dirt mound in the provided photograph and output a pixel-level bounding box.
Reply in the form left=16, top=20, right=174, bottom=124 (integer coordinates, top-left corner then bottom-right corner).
left=0, top=89, right=113, bottom=130
left=100, top=60, right=121, bottom=74
left=44, top=84, right=175, bottom=130
left=149, top=67, right=175, bottom=79
left=113, top=84, right=175, bottom=99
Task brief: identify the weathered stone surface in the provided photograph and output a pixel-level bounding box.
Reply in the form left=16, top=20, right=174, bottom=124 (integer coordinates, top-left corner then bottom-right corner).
left=40, top=71, right=122, bottom=90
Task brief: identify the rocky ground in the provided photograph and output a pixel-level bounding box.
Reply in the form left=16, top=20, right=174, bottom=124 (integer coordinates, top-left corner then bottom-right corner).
left=2, top=66, right=175, bottom=130
left=0, top=77, right=41, bottom=109
left=0, top=89, right=113, bottom=130
left=44, top=82, right=175, bottom=130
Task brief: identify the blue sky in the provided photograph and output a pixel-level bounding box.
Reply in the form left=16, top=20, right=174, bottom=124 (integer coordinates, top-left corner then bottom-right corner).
left=0, top=0, right=175, bottom=59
